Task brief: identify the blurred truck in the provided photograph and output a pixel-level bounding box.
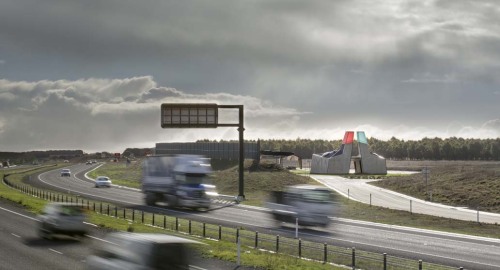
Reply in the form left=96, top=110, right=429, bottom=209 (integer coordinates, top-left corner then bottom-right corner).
left=141, top=155, right=216, bottom=210
left=266, top=184, right=336, bottom=227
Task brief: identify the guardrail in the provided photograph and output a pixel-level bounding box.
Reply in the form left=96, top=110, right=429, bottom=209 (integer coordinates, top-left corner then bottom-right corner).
left=2, top=171, right=467, bottom=270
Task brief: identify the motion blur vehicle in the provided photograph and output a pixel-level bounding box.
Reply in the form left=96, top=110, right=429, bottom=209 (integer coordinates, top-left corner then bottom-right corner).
left=95, top=176, right=112, bottom=188
left=86, top=232, right=201, bottom=270
left=38, top=202, right=88, bottom=240
left=142, top=155, right=216, bottom=210
left=60, top=168, right=71, bottom=177
left=86, top=160, right=92, bottom=165
left=266, top=184, right=337, bottom=227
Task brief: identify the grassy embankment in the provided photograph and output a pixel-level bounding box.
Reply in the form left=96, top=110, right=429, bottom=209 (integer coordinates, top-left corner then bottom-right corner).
left=89, top=159, right=500, bottom=238
left=0, top=165, right=349, bottom=270
left=371, top=162, right=500, bottom=214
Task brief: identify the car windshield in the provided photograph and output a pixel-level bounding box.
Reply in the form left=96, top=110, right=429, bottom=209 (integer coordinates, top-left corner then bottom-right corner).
left=62, top=169, right=70, bottom=172
left=60, top=205, right=84, bottom=216
left=97, top=177, right=109, bottom=181
left=300, top=189, right=335, bottom=203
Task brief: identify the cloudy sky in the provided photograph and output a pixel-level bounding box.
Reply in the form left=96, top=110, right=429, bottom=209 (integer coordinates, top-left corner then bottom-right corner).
left=1, top=0, right=499, bottom=153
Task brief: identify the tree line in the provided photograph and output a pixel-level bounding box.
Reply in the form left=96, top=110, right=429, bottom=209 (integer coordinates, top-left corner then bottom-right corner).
left=256, top=137, right=500, bottom=160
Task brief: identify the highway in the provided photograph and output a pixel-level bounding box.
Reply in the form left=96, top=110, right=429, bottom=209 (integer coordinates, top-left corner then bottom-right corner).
left=18, top=163, right=500, bottom=270
left=0, top=198, right=262, bottom=270
left=311, top=174, right=500, bottom=224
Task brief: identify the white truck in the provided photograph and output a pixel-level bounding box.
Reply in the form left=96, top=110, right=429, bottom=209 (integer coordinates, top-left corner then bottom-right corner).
left=266, top=184, right=336, bottom=227
left=142, top=155, right=216, bottom=210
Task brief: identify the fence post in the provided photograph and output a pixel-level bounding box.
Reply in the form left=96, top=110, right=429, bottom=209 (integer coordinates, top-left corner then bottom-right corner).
left=254, top=231, right=258, bottom=249
left=115, top=206, right=118, bottom=218
left=276, top=235, right=280, bottom=253
left=383, top=253, right=387, bottom=270
left=107, top=204, right=110, bottom=215
left=163, top=216, right=166, bottom=229
left=152, top=213, right=155, bottom=226
left=189, top=220, right=192, bottom=234
left=132, top=210, right=135, bottom=222
left=410, top=200, right=412, bottom=214
left=323, top=243, right=327, bottom=264
left=141, top=211, right=144, bottom=223
left=370, top=193, right=372, bottom=206
left=203, top=223, right=206, bottom=237
left=419, top=260, right=422, bottom=270
left=218, top=225, right=222, bottom=240
left=298, top=238, right=302, bottom=258
left=175, top=217, right=179, bottom=231
left=123, top=209, right=126, bottom=219
left=100, top=203, right=102, bottom=213
left=477, top=208, right=480, bottom=223
left=236, top=228, right=239, bottom=244
left=352, top=247, right=356, bottom=270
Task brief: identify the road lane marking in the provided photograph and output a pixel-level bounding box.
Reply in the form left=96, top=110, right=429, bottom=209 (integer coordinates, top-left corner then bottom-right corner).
left=0, top=206, right=40, bottom=222
left=49, top=248, right=63, bottom=255
left=11, top=233, right=20, bottom=238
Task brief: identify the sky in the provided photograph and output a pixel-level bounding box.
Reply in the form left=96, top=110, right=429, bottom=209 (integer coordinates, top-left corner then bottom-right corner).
left=1, top=0, right=500, bottom=153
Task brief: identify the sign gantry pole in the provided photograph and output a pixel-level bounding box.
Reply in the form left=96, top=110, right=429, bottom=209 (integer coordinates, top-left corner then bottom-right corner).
left=161, top=103, right=245, bottom=201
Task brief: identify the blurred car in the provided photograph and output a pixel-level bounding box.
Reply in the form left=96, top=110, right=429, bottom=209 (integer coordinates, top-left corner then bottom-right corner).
left=95, top=176, right=112, bottom=188
left=60, top=168, right=71, bottom=177
left=63, top=160, right=69, bottom=163
left=86, top=160, right=92, bottom=165
left=38, top=202, right=88, bottom=240
left=86, top=232, right=200, bottom=270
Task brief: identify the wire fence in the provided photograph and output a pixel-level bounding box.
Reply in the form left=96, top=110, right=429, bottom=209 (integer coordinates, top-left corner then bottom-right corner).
left=2, top=170, right=468, bottom=270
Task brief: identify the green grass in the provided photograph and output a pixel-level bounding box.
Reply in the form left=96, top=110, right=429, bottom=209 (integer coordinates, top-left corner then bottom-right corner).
left=87, top=161, right=142, bottom=188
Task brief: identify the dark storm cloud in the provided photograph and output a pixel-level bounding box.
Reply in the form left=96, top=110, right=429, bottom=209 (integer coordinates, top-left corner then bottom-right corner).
left=1, top=0, right=499, bottom=152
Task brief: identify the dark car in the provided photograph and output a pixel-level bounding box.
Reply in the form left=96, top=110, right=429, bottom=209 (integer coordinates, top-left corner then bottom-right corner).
left=38, top=202, right=88, bottom=240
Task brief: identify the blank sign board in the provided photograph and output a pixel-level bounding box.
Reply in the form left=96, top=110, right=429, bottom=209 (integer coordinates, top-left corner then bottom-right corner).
left=161, top=103, right=218, bottom=128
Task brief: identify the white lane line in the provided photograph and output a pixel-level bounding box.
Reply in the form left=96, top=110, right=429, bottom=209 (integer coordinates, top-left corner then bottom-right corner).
left=11, top=233, right=20, bottom=238
left=0, top=206, right=40, bottom=222
left=49, top=248, right=63, bottom=255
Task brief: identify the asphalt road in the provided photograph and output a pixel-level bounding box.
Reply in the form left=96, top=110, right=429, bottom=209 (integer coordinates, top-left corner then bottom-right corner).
left=311, top=174, right=500, bottom=224
left=18, top=163, right=500, bottom=269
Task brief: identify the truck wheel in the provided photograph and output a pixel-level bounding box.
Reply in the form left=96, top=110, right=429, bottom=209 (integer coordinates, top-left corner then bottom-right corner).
left=145, top=193, right=156, bottom=206
left=166, top=195, right=178, bottom=208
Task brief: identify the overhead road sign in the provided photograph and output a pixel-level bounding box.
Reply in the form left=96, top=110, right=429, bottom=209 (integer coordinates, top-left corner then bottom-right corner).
left=161, top=103, right=218, bottom=128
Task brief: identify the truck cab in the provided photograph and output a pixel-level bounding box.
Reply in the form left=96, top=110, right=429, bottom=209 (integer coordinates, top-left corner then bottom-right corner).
left=142, top=155, right=215, bottom=210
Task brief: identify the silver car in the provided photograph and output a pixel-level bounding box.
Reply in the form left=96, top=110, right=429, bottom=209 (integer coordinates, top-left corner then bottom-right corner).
left=38, top=202, right=88, bottom=240
left=60, top=168, right=71, bottom=177
left=95, top=176, right=112, bottom=188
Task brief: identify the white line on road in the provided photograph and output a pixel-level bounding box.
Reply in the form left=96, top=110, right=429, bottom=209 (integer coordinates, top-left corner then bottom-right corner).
left=11, top=233, right=20, bottom=238
left=0, top=206, right=39, bottom=222
left=49, top=248, right=63, bottom=255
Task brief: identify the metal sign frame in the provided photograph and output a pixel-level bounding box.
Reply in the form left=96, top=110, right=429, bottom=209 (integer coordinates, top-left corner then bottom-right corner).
left=160, top=103, right=246, bottom=200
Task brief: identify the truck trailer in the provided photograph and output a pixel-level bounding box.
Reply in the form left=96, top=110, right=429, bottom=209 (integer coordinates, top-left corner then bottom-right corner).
left=266, top=184, right=336, bottom=227
left=141, top=155, right=216, bottom=210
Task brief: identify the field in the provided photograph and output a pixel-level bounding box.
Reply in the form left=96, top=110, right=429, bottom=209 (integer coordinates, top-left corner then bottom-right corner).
left=373, top=160, right=500, bottom=214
